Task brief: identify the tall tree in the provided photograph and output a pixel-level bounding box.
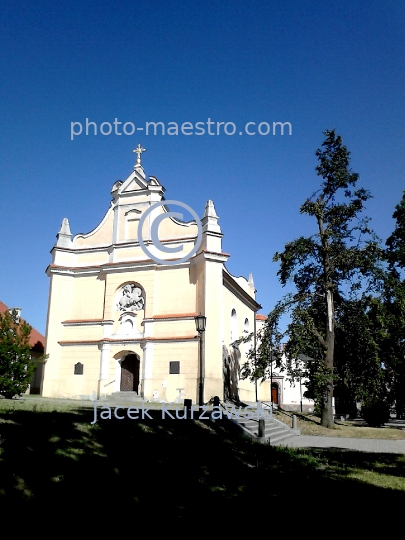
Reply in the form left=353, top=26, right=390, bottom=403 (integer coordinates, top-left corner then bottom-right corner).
left=367, top=278, right=405, bottom=419
left=0, top=309, right=45, bottom=399
left=386, top=190, right=405, bottom=268
left=269, top=129, right=382, bottom=428
left=379, top=190, right=405, bottom=418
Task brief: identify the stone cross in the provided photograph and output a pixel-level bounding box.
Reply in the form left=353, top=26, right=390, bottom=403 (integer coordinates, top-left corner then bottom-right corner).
left=133, top=144, right=146, bottom=167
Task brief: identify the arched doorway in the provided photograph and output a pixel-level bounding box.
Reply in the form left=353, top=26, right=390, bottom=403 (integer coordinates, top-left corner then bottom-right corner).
left=120, top=353, right=140, bottom=393
left=271, top=382, right=279, bottom=405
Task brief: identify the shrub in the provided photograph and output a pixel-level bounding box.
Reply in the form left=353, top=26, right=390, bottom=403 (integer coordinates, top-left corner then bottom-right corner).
left=361, top=400, right=390, bottom=427
left=0, top=309, right=46, bottom=399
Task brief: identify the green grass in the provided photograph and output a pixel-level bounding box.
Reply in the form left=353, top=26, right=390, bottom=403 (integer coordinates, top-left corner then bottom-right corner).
left=1, top=399, right=405, bottom=525
left=275, top=410, right=405, bottom=439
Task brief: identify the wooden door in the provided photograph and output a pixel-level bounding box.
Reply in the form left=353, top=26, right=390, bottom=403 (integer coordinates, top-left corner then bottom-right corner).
left=271, top=384, right=279, bottom=404
left=120, top=354, right=140, bottom=392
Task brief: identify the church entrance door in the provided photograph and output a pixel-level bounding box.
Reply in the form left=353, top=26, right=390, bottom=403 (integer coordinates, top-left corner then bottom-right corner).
left=120, top=354, right=140, bottom=392
left=271, top=383, right=279, bottom=405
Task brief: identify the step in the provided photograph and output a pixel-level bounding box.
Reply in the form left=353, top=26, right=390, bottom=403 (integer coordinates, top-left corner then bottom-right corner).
left=252, top=426, right=291, bottom=438
left=231, top=414, right=299, bottom=444
left=102, top=392, right=143, bottom=402
left=262, top=429, right=297, bottom=443
left=238, top=422, right=287, bottom=434
left=254, top=430, right=297, bottom=445
left=269, top=431, right=297, bottom=444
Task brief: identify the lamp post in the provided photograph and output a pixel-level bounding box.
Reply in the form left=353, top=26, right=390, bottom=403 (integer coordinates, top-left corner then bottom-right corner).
left=195, top=313, right=206, bottom=407
left=297, top=354, right=312, bottom=413
left=269, top=337, right=274, bottom=407
left=298, top=354, right=313, bottom=412
left=270, top=351, right=273, bottom=406
left=299, top=371, right=303, bottom=413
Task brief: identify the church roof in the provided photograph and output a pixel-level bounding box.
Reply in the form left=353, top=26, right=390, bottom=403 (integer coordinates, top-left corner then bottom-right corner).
left=0, top=301, right=45, bottom=353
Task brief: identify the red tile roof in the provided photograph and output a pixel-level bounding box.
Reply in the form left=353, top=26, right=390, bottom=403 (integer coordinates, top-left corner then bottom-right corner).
left=0, top=301, right=45, bottom=352
left=255, top=314, right=267, bottom=321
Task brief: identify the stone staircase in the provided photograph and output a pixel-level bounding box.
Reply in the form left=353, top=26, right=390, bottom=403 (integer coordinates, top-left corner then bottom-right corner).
left=217, top=402, right=300, bottom=445
left=233, top=415, right=299, bottom=444
left=100, top=391, right=144, bottom=404
left=97, top=395, right=300, bottom=445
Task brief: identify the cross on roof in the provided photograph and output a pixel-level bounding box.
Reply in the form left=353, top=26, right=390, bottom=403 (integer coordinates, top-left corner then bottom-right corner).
left=133, top=144, right=146, bottom=167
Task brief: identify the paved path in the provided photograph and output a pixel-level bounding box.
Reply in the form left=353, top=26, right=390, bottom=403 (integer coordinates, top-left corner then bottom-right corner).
left=274, top=435, right=405, bottom=454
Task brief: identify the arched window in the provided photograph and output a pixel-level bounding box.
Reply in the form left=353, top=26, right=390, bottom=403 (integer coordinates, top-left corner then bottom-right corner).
left=243, top=318, right=250, bottom=354
left=74, top=362, right=84, bottom=375
left=230, top=309, right=237, bottom=343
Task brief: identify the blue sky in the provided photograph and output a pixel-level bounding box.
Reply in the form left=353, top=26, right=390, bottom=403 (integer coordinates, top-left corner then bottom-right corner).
left=0, top=0, right=404, bottom=335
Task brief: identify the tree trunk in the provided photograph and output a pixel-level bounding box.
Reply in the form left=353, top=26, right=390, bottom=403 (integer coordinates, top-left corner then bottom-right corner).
left=321, top=290, right=334, bottom=428
left=321, top=377, right=334, bottom=428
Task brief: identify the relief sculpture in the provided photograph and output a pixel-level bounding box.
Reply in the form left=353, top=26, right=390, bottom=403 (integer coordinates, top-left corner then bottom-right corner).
left=116, top=284, right=144, bottom=311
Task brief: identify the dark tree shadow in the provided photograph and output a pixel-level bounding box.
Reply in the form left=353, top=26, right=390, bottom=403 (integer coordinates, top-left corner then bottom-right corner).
left=1, top=407, right=405, bottom=528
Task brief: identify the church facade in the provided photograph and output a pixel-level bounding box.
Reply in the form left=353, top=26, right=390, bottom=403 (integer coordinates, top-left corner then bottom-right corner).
left=42, top=149, right=313, bottom=410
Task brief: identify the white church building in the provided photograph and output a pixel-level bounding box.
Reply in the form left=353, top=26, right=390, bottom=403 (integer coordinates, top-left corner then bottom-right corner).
left=42, top=147, right=313, bottom=411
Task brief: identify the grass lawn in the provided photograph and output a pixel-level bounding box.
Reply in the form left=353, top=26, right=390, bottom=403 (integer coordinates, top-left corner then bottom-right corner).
left=274, top=410, right=405, bottom=439
left=1, top=398, right=404, bottom=526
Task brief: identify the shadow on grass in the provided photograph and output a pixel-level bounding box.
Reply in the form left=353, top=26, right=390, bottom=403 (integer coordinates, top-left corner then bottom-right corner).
left=1, top=407, right=404, bottom=521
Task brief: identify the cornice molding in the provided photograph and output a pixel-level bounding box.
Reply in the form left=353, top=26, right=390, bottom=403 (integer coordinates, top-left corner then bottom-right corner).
left=193, top=249, right=230, bottom=263
left=143, top=313, right=198, bottom=323
left=62, top=319, right=114, bottom=327
left=58, top=335, right=198, bottom=346
left=50, top=235, right=198, bottom=255
left=46, top=257, right=192, bottom=276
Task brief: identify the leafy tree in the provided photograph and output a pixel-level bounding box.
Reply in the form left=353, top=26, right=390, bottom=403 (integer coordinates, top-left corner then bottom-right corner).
left=375, top=191, right=405, bottom=418
left=0, top=309, right=45, bottom=399
left=267, top=129, right=382, bottom=428
left=240, top=311, right=283, bottom=386
left=267, top=293, right=385, bottom=418
left=386, top=190, right=405, bottom=268
left=333, top=295, right=385, bottom=416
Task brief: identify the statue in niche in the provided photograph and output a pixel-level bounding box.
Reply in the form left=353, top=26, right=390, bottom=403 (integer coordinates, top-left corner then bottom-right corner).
left=117, top=284, right=144, bottom=312
left=223, top=344, right=240, bottom=402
